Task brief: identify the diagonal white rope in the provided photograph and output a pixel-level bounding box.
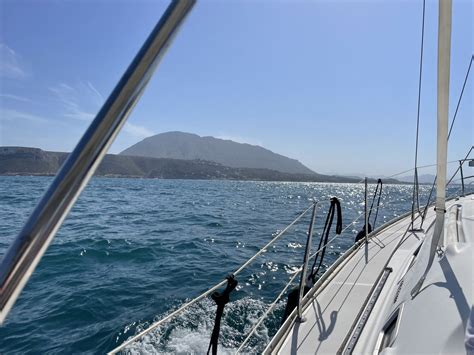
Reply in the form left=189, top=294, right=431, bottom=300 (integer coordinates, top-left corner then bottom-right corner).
left=235, top=204, right=374, bottom=352
left=232, top=204, right=315, bottom=276
left=233, top=185, right=437, bottom=351
left=110, top=164, right=469, bottom=354
left=110, top=188, right=400, bottom=353
left=108, top=203, right=315, bottom=354
left=236, top=271, right=300, bottom=353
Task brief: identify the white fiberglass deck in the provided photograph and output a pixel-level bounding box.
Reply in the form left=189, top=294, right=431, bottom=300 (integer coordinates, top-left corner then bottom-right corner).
left=273, top=195, right=472, bottom=354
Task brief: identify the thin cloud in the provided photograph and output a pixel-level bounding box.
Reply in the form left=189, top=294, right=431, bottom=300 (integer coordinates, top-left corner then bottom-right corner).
left=50, top=80, right=153, bottom=139
left=58, top=83, right=74, bottom=91
left=86, top=81, right=104, bottom=105
left=123, top=122, right=154, bottom=139
left=49, top=82, right=99, bottom=122
left=63, top=111, right=95, bottom=121
left=0, top=94, right=33, bottom=103
left=0, top=108, right=50, bottom=124
left=0, top=43, right=27, bottom=79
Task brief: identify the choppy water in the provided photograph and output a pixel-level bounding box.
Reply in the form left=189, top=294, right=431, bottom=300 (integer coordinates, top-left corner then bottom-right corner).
left=0, top=177, right=466, bottom=354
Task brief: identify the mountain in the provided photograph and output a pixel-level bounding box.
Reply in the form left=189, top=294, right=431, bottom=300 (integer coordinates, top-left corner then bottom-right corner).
left=0, top=146, right=363, bottom=182
left=120, top=132, right=315, bottom=175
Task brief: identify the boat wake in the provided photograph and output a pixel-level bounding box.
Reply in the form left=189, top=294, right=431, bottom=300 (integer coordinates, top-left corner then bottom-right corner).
left=123, top=296, right=285, bottom=354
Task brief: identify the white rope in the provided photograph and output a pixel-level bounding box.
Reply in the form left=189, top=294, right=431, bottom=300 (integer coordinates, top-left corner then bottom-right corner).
left=236, top=271, right=300, bottom=353
left=232, top=203, right=315, bottom=276
left=110, top=187, right=408, bottom=353
left=233, top=188, right=426, bottom=351
left=108, top=279, right=227, bottom=354
left=234, top=205, right=370, bottom=352
left=108, top=203, right=315, bottom=354
left=235, top=179, right=454, bottom=351
left=110, top=166, right=464, bottom=354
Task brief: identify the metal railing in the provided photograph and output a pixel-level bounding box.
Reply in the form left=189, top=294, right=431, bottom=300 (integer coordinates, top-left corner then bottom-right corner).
left=364, top=178, right=369, bottom=244
left=446, top=146, right=473, bottom=188
left=296, top=201, right=317, bottom=321
left=0, top=0, right=469, bottom=348
left=0, top=0, right=196, bottom=324
left=110, top=189, right=390, bottom=353
left=108, top=203, right=317, bottom=354
left=420, top=145, right=474, bottom=229
left=456, top=156, right=474, bottom=196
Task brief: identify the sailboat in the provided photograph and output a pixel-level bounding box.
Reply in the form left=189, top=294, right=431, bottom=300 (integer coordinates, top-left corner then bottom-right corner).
left=0, top=0, right=472, bottom=354
left=260, top=1, right=473, bottom=354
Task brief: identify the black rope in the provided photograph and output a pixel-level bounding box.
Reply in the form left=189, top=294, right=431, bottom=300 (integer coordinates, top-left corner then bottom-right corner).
left=281, top=198, right=341, bottom=324
left=309, top=197, right=342, bottom=283
left=355, top=179, right=383, bottom=243
left=207, top=274, right=238, bottom=355
left=368, top=179, right=383, bottom=229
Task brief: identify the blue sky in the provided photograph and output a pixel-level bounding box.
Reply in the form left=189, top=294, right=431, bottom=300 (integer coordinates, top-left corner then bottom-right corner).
left=0, top=0, right=472, bottom=176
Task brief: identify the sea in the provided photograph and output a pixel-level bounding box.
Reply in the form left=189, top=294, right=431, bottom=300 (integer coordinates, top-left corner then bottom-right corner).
left=0, top=176, right=466, bottom=354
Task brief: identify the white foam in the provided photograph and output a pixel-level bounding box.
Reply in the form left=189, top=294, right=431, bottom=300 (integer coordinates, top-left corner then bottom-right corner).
left=124, top=296, right=282, bottom=354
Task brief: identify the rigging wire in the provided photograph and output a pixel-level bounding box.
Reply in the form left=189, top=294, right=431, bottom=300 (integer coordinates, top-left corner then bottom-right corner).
left=448, top=55, right=473, bottom=140
left=411, top=0, right=426, bottom=227
left=380, top=160, right=458, bottom=180
left=420, top=56, right=474, bottom=226
left=446, top=146, right=474, bottom=186
left=109, top=190, right=396, bottom=353
left=237, top=188, right=440, bottom=353
left=107, top=203, right=315, bottom=354
left=236, top=270, right=300, bottom=353
left=109, top=173, right=460, bottom=354
left=369, top=180, right=383, bottom=228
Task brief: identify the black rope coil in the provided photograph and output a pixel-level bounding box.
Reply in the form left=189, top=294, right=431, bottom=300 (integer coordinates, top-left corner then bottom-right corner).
left=309, top=197, right=342, bottom=283
left=281, top=197, right=343, bottom=324
left=207, top=274, right=238, bottom=355
left=355, top=179, right=383, bottom=243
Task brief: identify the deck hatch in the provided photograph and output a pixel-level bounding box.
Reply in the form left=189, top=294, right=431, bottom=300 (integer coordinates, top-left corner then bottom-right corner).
left=377, top=307, right=402, bottom=353
left=379, top=310, right=399, bottom=351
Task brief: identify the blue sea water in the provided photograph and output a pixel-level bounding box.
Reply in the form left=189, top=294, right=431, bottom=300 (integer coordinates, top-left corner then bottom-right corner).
left=0, top=176, right=466, bottom=354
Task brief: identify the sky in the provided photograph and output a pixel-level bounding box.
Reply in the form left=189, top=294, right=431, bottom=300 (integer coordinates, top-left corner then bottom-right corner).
left=0, top=0, right=472, bottom=177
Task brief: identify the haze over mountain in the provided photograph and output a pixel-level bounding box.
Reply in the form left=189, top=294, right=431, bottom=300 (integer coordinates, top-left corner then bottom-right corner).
left=120, top=132, right=315, bottom=175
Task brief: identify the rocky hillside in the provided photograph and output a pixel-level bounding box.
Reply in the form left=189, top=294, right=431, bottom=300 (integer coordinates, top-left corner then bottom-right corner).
left=0, top=146, right=363, bottom=182
left=120, top=132, right=315, bottom=175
